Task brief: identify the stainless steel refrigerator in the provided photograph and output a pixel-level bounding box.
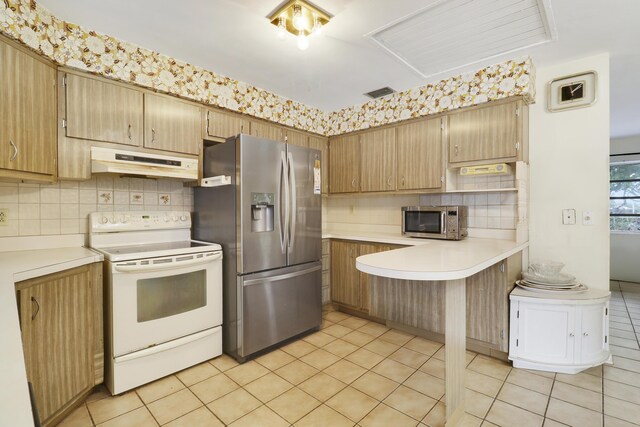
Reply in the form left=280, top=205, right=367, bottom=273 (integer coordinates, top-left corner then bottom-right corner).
left=193, top=134, right=322, bottom=362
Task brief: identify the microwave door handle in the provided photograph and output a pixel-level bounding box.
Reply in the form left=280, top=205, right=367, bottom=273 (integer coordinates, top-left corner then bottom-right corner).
left=114, top=252, right=221, bottom=273
left=440, top=211, right=447, bottom=235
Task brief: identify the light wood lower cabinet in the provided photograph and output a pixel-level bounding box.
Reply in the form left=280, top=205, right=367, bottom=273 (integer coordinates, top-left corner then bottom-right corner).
left=16, top=263, right=103, bottom=426
left=144, top=93, right=202, bottom=155
left=331, top=240, right=401, bottom=314
left=369, top=253, right=522, bottom=353
left=0, top=36, right=56, bottom=182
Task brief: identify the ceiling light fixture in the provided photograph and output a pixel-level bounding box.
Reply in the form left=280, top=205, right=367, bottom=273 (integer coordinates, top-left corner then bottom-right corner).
left=268, top=0, right=331, bottom=50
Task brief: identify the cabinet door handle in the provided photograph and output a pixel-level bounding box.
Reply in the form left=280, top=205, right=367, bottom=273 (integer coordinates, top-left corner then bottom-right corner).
left=351, top=178, right=357, bottom=188
left=9, top=140, right=18, bottom=161
left=31, top=296, right=40, bottom=320
left=401, top=176, right=405, bottom=187
left=387, top=177, right=392, bottom=187
left=128, top=124, right=132, bottom=140
left=151, top=128, right=156, bottom=143
left=454, top=145, right=459, bottom=156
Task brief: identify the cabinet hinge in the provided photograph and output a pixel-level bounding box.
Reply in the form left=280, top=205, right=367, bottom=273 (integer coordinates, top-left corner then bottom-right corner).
left=62, top=74, right=67, bottom=86
left=500, top=330, right=504, bottom=340
left=440, top=121, right=444, bottom=131
left=515, top=107, right=520, bottom=117
left=515, top=142, right=520, bottom=151
left=605, top=308, right=608, bottom=316
left=61, top=118, right=67, bottom=129
left=605, top=336, right=608, bottom=343
left=440, top=176, right=444, bottom=183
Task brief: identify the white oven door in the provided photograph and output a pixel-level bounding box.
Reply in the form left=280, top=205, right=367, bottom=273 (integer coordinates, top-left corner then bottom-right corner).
left=110, top=251, right=222, bottom=357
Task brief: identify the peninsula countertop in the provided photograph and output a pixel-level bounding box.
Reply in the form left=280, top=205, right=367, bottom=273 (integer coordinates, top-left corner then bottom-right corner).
left=0, top=236, right=103, bottom=427
left=356, top=237, right=528, bottom=281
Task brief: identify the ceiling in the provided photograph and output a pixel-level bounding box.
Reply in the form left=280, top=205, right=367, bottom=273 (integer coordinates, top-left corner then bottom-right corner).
left=38, top=0, right=640, bottom=138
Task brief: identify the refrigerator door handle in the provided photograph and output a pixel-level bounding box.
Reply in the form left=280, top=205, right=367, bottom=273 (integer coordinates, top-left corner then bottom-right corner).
left=287, top=151, right=296, bottom=250
left=243, top=264, right=322, bottom=286
left=279, top=151, right=289, bottom=254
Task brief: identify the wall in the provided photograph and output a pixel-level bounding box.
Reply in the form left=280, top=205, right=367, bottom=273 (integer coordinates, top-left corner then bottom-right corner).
left=529, top=53, right=610, bottom=290
left=0, top=1, right=534, bottom=136
left=0, top=176, right=193, bottom=237
left=610, top=135, right=640, bottom=282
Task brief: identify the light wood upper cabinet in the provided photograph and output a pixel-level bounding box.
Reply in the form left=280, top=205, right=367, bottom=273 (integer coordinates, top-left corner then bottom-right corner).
left=397, top=118, right=443, bottom=190
left=330, top=241, right=360, bottom=309
left=285, top=129, right=308, bottom=147
left=308, top=135, right=329, bottom=194
left=448, top=101, right=520, bottom=164
left=329, top=134, right=360, bottom=193
left=250, top=120, right=285, bottom=142
left=65, top=73, right=143, bottom=147
left=0, top=38, right=56, bottom=180
left=360, top=128, right=397, bottom=192
left=204, top=108, right=250, bottom=141
left=17, top=263, right=103, bottom=426
left=144, top=93, right=202, bottom=155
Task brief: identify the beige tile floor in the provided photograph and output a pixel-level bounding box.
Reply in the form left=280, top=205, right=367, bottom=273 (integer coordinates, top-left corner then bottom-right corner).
left=59, top=281, right=640, bottom=427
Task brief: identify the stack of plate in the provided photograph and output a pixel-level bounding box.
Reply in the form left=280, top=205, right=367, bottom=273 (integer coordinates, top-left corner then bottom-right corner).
left=516, top=265, right=588, bottom=294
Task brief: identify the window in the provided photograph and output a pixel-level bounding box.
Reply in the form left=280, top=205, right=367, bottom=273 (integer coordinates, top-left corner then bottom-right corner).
left=610, top=162, right=640, bottom=232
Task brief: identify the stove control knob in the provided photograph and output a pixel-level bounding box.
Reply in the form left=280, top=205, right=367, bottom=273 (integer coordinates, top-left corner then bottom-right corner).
left=164, top=216, right=170, bottom=222
left=109, top=217, right=117, bottom=224
left=180, top=215, right=188, bottom=221
left=100, top=216, right=108, bottom=224
left=120, top=215, right=129, bottom=224
left=172, top=216, right=179, bottom=222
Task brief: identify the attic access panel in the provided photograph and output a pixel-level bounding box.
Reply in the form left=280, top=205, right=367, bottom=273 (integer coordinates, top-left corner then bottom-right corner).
left=368, top=0, right=556, bottom=78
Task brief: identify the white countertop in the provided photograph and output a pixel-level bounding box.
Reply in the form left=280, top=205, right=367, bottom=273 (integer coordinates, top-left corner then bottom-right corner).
left=356, top=237, right=528, bottom=281
left=322, top=231, right=424, bottom=246
left=0, top=237, right=103, bottom=427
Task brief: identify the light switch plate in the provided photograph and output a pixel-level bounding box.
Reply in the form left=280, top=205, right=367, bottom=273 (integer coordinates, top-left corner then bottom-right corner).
left=562, top=209, right=576, bottom=225
left=583, top=211, right=595, bottom=225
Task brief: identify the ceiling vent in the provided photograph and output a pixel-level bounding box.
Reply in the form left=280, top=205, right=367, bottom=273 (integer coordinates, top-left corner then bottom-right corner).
left=367, top=0, right=557, bottom=79
left=364, top=87, right=397, bottom=99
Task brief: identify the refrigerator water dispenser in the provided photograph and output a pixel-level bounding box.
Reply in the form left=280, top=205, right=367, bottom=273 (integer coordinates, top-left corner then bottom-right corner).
left=251, top=192, right=274, bottom=232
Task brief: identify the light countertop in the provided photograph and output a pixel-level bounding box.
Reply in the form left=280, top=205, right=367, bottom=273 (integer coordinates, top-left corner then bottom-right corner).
left=356, top=237, right=528, bottom=281
left=0, top=236, right=103, bottom=427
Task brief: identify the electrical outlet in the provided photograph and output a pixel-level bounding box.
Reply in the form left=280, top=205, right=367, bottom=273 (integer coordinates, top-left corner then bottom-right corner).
left=0, top=208, right=8, bottom=226
left=562, top=209, right=576, bottom=225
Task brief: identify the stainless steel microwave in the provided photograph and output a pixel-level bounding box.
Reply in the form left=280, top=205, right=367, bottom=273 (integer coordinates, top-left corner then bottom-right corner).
left=401, top=206, right=468, bottom=240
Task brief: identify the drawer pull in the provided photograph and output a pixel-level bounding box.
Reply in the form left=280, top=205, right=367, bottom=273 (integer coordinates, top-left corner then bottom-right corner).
left=9, top=140, right=18, bottom=161
left=31, top=296, right=40, bottom=320
left=128, top=124, right=132, bottom=140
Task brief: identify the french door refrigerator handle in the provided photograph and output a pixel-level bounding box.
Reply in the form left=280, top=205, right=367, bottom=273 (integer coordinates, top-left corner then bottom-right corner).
left=243, top=264, right=322, bottom=286
left=287, top=151, right=296, bottom=250
left=278, top=151, right=289, bottom=254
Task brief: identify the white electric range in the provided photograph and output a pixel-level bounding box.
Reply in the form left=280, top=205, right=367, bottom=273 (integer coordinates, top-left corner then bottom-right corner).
left=89, top=211, right=223, bottom=395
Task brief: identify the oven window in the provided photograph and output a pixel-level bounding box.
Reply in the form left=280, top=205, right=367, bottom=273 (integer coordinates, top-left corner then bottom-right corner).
left=137, top=270, right=207, bottom=322
left=405, top=211, right=441, bottom=233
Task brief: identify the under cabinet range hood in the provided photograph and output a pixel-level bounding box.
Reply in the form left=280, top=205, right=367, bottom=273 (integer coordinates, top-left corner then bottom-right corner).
left=91, top=147, right=198, bottom=180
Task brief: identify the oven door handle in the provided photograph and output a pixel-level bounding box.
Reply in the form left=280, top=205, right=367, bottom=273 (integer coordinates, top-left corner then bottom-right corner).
left=114, top=252, right=222, bottom=273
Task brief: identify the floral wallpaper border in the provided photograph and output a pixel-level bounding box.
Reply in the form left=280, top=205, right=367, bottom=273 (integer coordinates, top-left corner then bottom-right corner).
left=0, top=0, right=535, bottom=137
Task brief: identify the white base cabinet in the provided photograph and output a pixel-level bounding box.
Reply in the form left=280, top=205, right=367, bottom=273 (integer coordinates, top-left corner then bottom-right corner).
left=509, top=288, right=610, bottom=374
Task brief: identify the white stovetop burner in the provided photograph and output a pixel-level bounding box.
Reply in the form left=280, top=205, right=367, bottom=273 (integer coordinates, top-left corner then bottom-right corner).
left=88, top=210, right=221, bottom=262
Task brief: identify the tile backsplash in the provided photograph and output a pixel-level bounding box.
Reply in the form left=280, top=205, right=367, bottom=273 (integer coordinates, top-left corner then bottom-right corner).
left=420, top=191, right=518, bottom=229
left=0, top=177, right=193, bottom=237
